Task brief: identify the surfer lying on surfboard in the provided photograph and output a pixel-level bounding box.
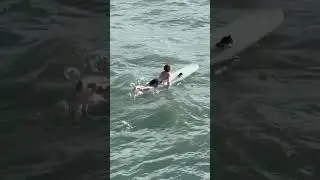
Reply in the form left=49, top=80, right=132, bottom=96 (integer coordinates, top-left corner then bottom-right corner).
left=133, top=64, right=172, bottom=93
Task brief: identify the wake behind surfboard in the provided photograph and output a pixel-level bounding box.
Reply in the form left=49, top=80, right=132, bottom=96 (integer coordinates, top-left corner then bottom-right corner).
left=131, top=64, right=199, bottom=98
left=212, top=8, right=284, bottom=73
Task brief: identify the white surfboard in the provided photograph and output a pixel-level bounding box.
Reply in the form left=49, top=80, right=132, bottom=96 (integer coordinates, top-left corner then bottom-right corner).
left=212, top=8, right=284, bottom=65
left=170, top=64, right=199, bottom=85
left=132, top=64, right=199, bottom=97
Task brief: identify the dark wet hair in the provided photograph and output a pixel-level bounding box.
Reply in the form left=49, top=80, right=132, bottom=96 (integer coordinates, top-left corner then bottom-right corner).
left=75, top=80, right=83, bottom=92
left=164, top=64, right=171, bottom=72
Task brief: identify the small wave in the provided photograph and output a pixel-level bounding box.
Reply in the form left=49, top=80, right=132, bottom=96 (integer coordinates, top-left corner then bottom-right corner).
left=121, top=120, right=134, bottom=129
left=130, top=82, right=136, bottom=87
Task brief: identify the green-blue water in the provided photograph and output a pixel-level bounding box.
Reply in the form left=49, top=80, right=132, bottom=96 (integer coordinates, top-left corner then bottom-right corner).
left=110, top=0, right=210, bottom=179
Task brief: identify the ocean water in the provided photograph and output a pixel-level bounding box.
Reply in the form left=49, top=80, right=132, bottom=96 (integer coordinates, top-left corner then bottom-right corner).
left=110, top=0, right=210, bottom=179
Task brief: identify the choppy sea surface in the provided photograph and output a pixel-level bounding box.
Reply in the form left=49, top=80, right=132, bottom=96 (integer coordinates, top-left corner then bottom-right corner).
left=110, top=0, right=210, bottom=179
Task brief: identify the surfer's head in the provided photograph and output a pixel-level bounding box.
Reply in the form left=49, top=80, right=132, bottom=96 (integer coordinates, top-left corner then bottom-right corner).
left=164, top=64, right=171, bottom=72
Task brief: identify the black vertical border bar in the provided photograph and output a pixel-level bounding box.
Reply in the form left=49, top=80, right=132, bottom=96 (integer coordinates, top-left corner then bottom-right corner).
left=210, top=1, right=222, bottom=180
left=210, top=0, right=214, bottom=178
left=210, top=0, right=212, bottom=177
left=105, top=0, right=111, bottom=178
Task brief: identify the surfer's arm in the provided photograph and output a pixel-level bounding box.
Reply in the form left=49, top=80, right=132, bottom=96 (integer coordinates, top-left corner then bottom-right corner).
left=166, top=74, right=171, bottom=88
left=167, top=81, right=171, bottom=88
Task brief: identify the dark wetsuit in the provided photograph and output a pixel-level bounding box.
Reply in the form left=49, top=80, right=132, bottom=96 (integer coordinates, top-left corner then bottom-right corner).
left=147, top=79, right=160, bottom=88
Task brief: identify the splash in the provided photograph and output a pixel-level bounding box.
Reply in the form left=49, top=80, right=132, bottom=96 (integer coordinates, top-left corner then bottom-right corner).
left=121, top=120, right=134, bottom=129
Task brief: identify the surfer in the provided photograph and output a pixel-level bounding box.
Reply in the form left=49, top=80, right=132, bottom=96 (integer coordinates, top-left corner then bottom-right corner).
left=215, top=34, right=233, bottom=49
left=158, top=64, right=171, bottom=87
left=133, top=64, right=172, bottom=93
